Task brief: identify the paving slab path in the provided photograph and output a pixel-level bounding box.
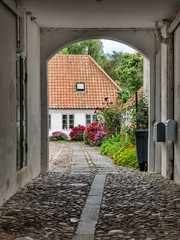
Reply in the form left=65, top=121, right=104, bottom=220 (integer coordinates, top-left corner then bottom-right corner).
left=0, top=142, right=180, bottom=240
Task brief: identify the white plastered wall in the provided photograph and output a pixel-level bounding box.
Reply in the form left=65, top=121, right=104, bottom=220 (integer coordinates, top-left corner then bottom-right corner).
left=49, top=109, right=95, bottom=137
left=174, top=24, right=180, bottom=184
left=0, top=2, right=41, bottom=206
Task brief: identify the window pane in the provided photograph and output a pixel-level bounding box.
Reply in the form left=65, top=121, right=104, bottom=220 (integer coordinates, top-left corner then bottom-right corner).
left=92, top=115, right=96, bottom=122
left=49, top=115, right=51, bottom=129
left=77, top=83, right=85, bottom=91
left=63, top=115, right=67, bottom=129
left=86, top=115, right=91, bottom=127
left=69, top=115, right=74, bottom=129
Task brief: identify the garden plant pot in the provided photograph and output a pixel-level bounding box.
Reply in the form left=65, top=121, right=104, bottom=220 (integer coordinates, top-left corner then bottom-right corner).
left=134, top=130, right=148, bottom=171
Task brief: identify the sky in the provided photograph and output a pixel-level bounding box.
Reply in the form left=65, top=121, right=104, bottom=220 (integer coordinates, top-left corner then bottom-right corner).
left=101, top=39, right=137, bottom=54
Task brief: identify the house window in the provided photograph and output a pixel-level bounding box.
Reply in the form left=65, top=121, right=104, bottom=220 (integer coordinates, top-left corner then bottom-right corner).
left=86, top=115, right=91, bottom=126
left=16, top=55, right=27, bottom=171
left=86, top=114, right=97, bottom=126
left=49, top=115, right=51, bottom=129
left=62, top=115, right=74, bottom=129
left=92, top=114, right=97, bottom=122
left=76, top=82, right=85, bottom=91
left=69, top=115, right=74, bottom=129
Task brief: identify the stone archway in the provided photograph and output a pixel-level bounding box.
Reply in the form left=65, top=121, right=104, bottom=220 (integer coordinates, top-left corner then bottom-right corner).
left=40, top=28, right=157, bottom=174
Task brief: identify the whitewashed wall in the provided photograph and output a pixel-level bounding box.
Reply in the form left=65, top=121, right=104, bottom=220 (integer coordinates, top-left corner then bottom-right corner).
left=0, top=2, right=41, bottom=206
left=49, top=109, right=96, bottom=138
left=174, top=24, right=180, bottom=184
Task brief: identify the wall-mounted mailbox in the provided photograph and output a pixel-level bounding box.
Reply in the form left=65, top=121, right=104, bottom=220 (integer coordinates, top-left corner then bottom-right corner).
left=153, top=122, right=165, bottom=142
left=165, top=119, right=177, bottom=141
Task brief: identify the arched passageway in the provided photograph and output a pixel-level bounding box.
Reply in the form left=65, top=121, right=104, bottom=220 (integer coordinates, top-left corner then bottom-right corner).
left=41, top=29, right=156, bottom=175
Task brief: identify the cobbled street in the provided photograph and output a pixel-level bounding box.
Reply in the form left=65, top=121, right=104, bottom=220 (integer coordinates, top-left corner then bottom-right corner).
left=0, top=142, right=180, bottom=240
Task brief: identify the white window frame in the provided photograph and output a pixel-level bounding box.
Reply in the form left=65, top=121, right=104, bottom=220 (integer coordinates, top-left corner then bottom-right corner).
left=86, top=114, right=96, bottom=127
left=62, top=114, right=74, bottom=129
left=76, top=82, right=85, bottom=92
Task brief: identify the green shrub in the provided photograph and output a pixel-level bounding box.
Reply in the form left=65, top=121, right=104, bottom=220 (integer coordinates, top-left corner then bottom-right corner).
left=100, top=132, right=138, bottom=169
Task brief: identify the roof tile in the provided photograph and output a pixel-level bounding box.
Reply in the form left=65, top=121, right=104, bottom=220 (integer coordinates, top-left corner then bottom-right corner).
left=48, top=55, right=122, bottom=109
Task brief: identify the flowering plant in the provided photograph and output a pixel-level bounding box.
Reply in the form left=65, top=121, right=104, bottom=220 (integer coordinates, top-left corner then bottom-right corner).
left=69, top=125, right=86, bottom=141
left=84, top=122, right=107, bottom=146
left=95, top=97, right=124, bottom=136
left=49, top=131, right=68, bottom=141
left=100, top=132, right=138, bottom=168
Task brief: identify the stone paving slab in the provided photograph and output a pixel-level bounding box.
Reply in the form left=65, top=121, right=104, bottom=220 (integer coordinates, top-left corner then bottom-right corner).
left=81, top=205, right=100, bottom=221
left=83, top=145, right=118, bottom=174
left=75, top=221, right=97, bottom=235
left=71, top=144, right=91, bottom=175
left=86, top=195, right=103, bottom=205
left=74, top=175, right=106, bottom=239
left=72, top=234, right=94, bottom=240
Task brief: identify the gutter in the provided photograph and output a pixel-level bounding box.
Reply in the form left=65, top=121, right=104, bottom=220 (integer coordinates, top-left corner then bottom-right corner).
left=154, top=21, right=172, bottom=44
left=167, top=10, right=180, bottom=34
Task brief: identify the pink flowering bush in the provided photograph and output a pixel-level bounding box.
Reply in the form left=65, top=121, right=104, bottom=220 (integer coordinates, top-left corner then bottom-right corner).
left=49, top=131, right=68, bottom=141
left=69, top=125, right=86, bottom=141
left=84, top=122, right=107, bottom=146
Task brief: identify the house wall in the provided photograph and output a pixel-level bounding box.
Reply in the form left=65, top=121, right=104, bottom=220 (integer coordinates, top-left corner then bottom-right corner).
left=0, top=2, right=41, bottom=206
left=143, top=57, right=150, bottom=92
left=0, top=2, right=17, bottom=206
left=49, top=109, right=95, bottom=137
left=174, top=24, right=180, bottom=184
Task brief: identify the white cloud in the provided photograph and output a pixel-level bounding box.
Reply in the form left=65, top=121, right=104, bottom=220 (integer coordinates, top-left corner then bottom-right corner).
left=101, top=39, right=137, bottom=54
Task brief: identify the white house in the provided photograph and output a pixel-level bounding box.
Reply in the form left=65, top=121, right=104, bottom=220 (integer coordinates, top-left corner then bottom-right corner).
left=48, top=55, right=122, bottom=137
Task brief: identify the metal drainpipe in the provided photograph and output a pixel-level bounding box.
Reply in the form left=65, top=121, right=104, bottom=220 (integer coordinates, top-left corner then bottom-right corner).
left=154, top=21, right=174, bottom=179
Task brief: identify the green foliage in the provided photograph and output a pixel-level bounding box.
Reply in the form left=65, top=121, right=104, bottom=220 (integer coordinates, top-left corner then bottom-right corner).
left=100, top=132, right=138, bottom=169
left=58, top=40, right=105, bottom=67
left=115, top=52, right=143, bottom=101
left=102, top=51, right=124, bottom=82
left=96, top=98, right=124, bottom=136
left=130, top=91, right=148, bottom=130
left=113, top=143, right=138, bottom=168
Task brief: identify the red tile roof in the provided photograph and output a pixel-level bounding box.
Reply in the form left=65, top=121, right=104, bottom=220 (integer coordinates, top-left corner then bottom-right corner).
left=48, top=55, right=122, bottom=109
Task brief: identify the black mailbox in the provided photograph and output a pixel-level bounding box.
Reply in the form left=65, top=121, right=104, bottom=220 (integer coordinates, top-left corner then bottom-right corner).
left=153, top=122, right=165, bottom=142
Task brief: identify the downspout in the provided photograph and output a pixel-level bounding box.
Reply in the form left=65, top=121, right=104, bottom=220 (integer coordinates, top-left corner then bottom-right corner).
left=154, top=21, right=174, bottom=179
left=154, top=21, right=172, bottom=44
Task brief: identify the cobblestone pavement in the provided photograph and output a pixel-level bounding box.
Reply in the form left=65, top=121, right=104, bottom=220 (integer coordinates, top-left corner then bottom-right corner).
left=95, top=172, right=180, bottom=240
left=0, top=142, right=180, bottom=240
left=0, top=173, right=94, bottom=240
